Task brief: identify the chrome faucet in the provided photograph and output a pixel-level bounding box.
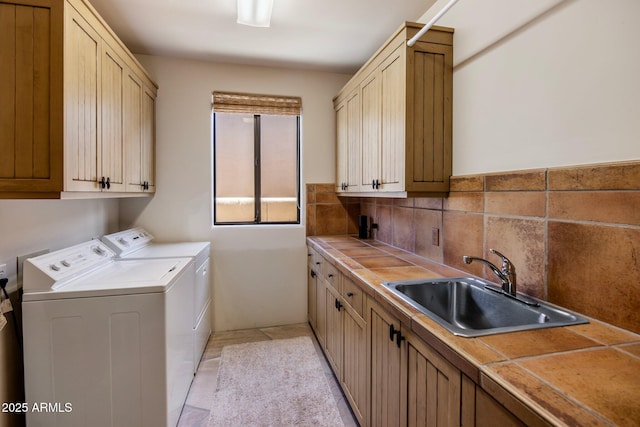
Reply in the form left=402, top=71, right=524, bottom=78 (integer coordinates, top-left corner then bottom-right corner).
left=463, top=249, right=517, bottom=296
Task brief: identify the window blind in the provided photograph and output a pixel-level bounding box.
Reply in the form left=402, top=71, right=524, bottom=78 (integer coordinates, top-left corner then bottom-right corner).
left=212, top=91, right=302, bottom=116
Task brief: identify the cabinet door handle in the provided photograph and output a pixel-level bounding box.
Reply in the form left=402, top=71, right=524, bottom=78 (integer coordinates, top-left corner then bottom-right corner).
left=328, top=273, right=334, bottom=278
left=346, top=292, right=354, bottom=297
left=310, top=270, right=316, bottom=278
left=396, top=332, right=405, bottom=348
left=315, top=261, right=321, bottom=265
left=375, top=179, right=380, bottom=189
left=372, top=179, right=376, bottom=190
left=106, top=177, right=111, bottom=189
left=389, top=324, right=400, bottom=342
left=100, top=177, right=106, bottom=189
left=335, top=298, right=342, bottom=311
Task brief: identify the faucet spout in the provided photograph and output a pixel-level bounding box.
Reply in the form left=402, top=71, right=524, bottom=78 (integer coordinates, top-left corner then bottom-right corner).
left=463, top=249, right=517, bottom=296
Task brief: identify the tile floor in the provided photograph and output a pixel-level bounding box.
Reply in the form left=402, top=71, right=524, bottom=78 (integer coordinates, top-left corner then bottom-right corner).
left=177, top=323, right=358, bottom=427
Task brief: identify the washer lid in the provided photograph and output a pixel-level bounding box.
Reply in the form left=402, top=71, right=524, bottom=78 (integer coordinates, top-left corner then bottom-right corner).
left=23, top=257, right=192, bottom=301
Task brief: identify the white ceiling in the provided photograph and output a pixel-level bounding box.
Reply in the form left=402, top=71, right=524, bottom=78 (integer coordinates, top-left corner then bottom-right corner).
left=88, top=0, right=436, bottom=74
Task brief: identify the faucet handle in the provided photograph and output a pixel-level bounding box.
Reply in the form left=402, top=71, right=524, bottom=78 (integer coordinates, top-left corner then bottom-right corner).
left=489, top=249, right=513, bottom=274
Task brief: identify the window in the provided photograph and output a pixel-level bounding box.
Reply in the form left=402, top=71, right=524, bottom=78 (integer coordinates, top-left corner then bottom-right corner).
left=212, top=92, right=301, bottom=225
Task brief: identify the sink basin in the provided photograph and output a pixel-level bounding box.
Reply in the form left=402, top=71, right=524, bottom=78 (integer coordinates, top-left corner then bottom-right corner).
left=384, top=277, right=588, bottom=337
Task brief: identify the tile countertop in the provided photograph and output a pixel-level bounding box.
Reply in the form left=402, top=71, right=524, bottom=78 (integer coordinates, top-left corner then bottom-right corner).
left=307, top=235, right=640, bottom=427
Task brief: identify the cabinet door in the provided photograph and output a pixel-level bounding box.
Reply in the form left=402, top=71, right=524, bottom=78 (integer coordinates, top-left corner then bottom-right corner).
left=380, top=45, right=405, bottom=192
left=141, top=84, right=156, bottom=192
left=65, top=6, right=100, bottom=191
left=408, top=42, right=453, bottom=192
left=100, top=44, right=125, bottom=191
left=124, top=70, right=143, bottom=191
left=307, top=266, right=318, bottom=330
left=404, top=330, right=461, bottom=427
left=342, top=301, right=368, bottom=425
left=475, top=387, right=526, bottom=427
left=360, top=70, right=380, bottom=191
left=315, top=273, right=327, bottom=348
left=324, top=281, right=342, bottom=377
left=0, top=1, right=63, bottom=195
left=335, top=90, right=361, bottom=193
left=369, top=299, right=402, bottom=426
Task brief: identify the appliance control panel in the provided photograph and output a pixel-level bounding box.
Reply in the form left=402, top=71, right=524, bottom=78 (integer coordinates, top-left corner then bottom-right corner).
left=23, top=241, right=115, bottom=292
left=101, top=227, right=154, bottom=256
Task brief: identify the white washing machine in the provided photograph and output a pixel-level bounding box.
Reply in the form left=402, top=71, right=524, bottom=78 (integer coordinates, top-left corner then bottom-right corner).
left=23, top=240, right=194, bottom=427
left=101, top=227, right=211, bottom=372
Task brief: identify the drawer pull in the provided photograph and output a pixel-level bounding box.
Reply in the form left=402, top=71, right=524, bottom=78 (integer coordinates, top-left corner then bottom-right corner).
left=347, top=292, right=354, bottom=297
left=328, top=273, right=334, bottom=278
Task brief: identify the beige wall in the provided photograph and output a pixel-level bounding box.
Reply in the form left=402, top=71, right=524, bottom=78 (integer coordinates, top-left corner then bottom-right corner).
left=420, top=0, right=640, bottom=175
left=120, top=55, right=351, bottom=331
left=0, top=199, right=119, bottom=427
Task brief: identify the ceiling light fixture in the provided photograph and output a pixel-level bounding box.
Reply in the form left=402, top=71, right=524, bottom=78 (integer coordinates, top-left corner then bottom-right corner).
left=237, top=0, right=274, bottom=28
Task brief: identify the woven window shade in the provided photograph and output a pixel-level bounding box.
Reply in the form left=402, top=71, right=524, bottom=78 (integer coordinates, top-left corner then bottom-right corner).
left=212, top=91, right=302, bottom=115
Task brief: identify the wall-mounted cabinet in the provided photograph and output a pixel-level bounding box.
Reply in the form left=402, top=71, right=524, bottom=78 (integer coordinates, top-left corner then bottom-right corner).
left=334, top=22, right=453, bottom=197
left=0, top=0, right=157, bottom=199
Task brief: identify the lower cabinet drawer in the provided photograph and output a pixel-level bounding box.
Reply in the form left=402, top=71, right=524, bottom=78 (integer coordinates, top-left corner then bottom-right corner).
left=342, top=276, right=364, bottom=318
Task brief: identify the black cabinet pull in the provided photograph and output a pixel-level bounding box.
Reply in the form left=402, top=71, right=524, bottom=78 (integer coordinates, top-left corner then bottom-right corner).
left=396, top=332, right=405, bottom=348
left=375, top=179, right=380, bottom=189
left=389, top=324, right=400, bottom=342
left=100, top=177, right=106, bottom=189
left=106, top=177, right=111, bottom=189
left=328, top=273, right=334, bottom=278
left=346, top=292, right=354, bottom=297
left=310, top=270, right=316, bottom=278
left=335, top=298, right=342, bottom=311
left=372, top=179, right=376, bottom=189
left=315, top=261, right=321, bottom=265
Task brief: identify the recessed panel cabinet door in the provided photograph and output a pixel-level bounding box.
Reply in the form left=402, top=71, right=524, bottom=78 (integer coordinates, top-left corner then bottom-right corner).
left=360, top=71, right=380, bottom=191
left=369, top=301, right=402, bottom=426
left=0, top=1, right=63, bottom=195
left=341, top=301, right=367, bottom=425
left=124, top=71, right=143, bottom=191
left=403, top=331, right=462, bottom=427
left=64, top=7, right=100, bottom=192
left=100, top=45, right=125, bottom=191
left=380, top=45, right=405, bottom=192
left=335, top=90, right=361, bottom=193
left=141, top=85, right=156, bottom=192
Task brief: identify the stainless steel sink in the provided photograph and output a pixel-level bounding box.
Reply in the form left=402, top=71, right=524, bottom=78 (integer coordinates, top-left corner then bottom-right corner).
left=384, top=277, right=588, bottom=337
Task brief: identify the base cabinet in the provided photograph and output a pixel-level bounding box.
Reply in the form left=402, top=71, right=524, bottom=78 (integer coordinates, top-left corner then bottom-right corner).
left=307, top=248, right=368, bottom=426
left=307, top=245, right=540, bottom=427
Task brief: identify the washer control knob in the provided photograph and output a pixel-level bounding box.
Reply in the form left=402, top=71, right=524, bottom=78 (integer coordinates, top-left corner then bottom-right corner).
left=93, top=246, right=107, bottom=256
left=50, top=264, right=60, bottom=271
left=61, top=260, right=71, bottom=267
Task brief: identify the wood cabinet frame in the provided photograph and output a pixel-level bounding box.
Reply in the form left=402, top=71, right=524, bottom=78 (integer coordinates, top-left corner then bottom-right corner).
left=0, top=0, right=157, bottom=199
left=334, top=22, right=453, bottom=198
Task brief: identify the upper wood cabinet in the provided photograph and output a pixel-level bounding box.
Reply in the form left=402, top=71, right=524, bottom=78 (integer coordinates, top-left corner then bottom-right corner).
left=0, top=0, right=63, bottom=197
left=334, top=22, right=453, bottom=197
left=0, top=0, right=158, bottom=199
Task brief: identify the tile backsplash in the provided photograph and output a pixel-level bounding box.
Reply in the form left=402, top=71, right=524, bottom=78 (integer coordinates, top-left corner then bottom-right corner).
left=306, top=160, right=640, bottom=334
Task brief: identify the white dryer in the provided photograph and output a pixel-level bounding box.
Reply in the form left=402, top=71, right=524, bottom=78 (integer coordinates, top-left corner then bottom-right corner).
left=101, top=227, right=211, bottom=372
left=23, top=241, right=194, bottom=427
